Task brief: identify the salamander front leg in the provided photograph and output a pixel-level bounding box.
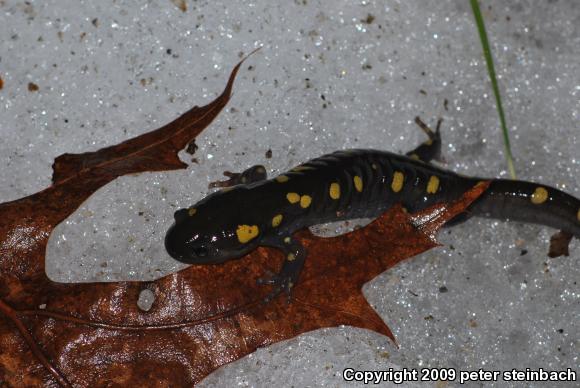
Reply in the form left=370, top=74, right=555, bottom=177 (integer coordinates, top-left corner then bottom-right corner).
left=208, top=165, right=268, bottom=188
left=257, top=237, right=306, bottom=303
left=405, top=117, right=442, bottom=163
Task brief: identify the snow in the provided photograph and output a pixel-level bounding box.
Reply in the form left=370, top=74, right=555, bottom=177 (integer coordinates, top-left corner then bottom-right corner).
left=1, top=0, right=578, bottom=386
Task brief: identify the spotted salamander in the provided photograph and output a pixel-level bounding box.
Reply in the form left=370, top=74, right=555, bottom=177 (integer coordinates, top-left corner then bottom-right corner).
left=165, top=118, right=580, bottom=301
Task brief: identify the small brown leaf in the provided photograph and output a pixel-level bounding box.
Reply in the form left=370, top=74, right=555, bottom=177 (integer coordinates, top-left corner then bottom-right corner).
left=548, top=230, right=573, bottom=258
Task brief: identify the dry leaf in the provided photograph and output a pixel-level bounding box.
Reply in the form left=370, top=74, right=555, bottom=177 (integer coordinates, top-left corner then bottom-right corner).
left=0, top=50, right=489, bottom=386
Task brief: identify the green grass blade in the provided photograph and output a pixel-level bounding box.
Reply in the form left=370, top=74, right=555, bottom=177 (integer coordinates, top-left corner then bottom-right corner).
left=470, top=0, right=516, bottom=178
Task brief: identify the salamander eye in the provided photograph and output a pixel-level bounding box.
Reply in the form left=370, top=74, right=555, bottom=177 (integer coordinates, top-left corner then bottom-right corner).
left=193, top=245, right=208, bottom=257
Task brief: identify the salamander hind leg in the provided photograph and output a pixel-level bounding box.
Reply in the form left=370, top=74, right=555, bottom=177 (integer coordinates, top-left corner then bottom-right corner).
left=405, top=117, right=442, bottom=163
left=209, top=165, right=268, bottom=188
left=257, top=236, right=306, bottom=303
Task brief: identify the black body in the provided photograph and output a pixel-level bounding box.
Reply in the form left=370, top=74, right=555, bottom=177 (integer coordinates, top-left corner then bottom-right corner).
left=165, top=120, right=579, bottom=301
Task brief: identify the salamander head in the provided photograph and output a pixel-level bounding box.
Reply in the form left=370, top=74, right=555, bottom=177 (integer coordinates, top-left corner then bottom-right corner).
left=165, top=194, right=260, bottom=264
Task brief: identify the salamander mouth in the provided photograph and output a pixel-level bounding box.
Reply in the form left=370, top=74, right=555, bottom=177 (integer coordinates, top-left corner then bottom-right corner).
left=165, top=246, right=231, bottom=265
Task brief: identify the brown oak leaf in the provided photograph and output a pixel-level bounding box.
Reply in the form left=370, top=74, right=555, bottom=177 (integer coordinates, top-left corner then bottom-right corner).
left=0, top=51, right=489, bottom=386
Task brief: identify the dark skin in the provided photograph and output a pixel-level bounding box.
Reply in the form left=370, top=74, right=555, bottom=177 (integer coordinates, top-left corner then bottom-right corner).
left=166, top=118, right=580, bottom=302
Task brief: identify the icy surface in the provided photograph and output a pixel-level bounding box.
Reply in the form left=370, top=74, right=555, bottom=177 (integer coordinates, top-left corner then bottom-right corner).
left=1, top=0, right=578, bottom=386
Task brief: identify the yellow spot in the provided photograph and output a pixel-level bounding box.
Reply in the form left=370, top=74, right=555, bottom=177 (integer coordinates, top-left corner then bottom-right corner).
left=300, top=195, right=312, bottom=208
left=424, top=138, right=433, bottom=146
left=353, top=176, right=363, bottom=192
left=287, top=253, right=296, bottom=261
left=531, top=187, right=548, bottom=204
left=577, top=208, right=580, bottom=221
left=286, top=192, right=300, bottom=204
left=427, top=176, right=440, bottom=194
left=391, top=171, right=404, bottom=193
left=371, top=163, right=378, bottom=170
left=272, top=214, right=283, bottom=227
left=236, top=224, right=259, bottom=243
left=275, top=175, right=289, bottom=183
left=188, top=208, right=197, bottom=216
left=256, top=166, right=266, bottom=174
left=410, top=153, right=420, bottom=161
left=221, top=186, right=234, bottom=193
left=329, top=182, right=340, bottom=199
left=284, top=237, right=291, bottom=244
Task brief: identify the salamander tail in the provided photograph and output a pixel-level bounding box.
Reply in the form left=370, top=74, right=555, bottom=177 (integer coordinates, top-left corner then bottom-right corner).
left=468, top=179, right=580, bottom=239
